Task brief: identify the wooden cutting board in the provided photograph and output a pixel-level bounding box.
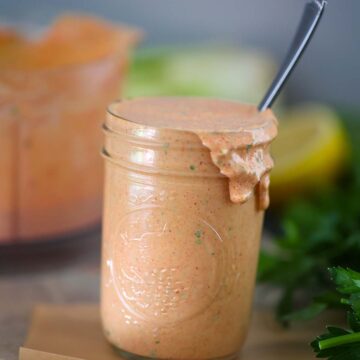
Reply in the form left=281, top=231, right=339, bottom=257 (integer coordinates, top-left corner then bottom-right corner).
left=19, top=304, right=342, bottom=360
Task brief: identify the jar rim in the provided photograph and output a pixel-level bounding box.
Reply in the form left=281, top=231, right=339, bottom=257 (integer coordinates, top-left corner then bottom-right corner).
left=106, top=97, right=277, bottom=136
left=101, top=147, right=224, bottom=179
left=102, top=122, right=205, bottom=150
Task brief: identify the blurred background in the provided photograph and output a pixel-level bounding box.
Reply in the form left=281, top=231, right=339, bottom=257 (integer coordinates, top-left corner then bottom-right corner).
left=1, top=0, right=359, bottom=106
left=0, top=1, right=359, bottom=359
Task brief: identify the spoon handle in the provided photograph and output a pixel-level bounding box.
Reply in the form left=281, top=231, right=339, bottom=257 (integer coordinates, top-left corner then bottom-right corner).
left=258, top=0, right=327, bottom=112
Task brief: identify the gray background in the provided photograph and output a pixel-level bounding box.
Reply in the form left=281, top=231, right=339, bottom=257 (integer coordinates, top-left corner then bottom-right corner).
left=0, top=0, right=358, bottom=107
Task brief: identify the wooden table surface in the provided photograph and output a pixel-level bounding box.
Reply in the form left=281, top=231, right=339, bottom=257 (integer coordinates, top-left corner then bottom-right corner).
left=0, top=231, right=101, bottom=360
left=0, top=232, right=328, bottom=360
left=19, top=304, right=337, bottom=360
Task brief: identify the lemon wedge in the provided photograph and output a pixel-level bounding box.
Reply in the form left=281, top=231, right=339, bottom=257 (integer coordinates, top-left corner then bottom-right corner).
left=270, top=104, right=349, bottom=203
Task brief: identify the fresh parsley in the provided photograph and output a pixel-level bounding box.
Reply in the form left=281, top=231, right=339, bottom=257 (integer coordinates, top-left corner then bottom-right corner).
left=311, top=267, right=360, bottom=359
left=258, top=111, right=360, bottom=324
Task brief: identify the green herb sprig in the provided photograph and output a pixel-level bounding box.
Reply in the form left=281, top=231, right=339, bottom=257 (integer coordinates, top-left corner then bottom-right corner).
left=258, top=111, right=360, bottom=324
left=311, top=267, right=360, bottom=359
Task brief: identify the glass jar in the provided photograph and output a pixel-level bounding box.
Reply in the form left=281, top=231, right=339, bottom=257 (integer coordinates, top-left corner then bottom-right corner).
left=101, top=99, right=268, bottom=360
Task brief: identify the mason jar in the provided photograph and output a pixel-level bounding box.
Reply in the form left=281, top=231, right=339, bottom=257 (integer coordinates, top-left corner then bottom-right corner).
left=101, top=97, right=276, bottom=360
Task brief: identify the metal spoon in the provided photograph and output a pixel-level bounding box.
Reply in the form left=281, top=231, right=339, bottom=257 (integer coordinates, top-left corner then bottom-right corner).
left=258, top=0, right=328, bottom=111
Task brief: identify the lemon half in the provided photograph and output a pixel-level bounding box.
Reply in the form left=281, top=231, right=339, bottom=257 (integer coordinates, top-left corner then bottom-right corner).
left=270, top=104, right=349, bottom=203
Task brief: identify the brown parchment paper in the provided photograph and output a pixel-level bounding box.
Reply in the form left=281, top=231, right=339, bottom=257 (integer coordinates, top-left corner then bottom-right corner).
left=19, top=304, right=342, bottom=360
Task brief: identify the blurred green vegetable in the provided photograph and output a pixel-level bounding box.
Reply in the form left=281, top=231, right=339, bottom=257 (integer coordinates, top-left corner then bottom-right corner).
left=258, top=110, right=360, bottom=324
left=125, top=45, right=277, bottom=104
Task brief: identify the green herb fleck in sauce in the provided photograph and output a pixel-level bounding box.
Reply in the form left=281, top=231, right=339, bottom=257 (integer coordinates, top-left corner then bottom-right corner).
left=194, top=230, right=203, bottom=245
left=163, top=143, right=170, bottom=154
left=213, top=312, right=221, bottom=322
left=11, top=105, right=20, bottom=116
left=246, top=144, right=252, bottom=153
left=189, top=164, right=196, bottom=171
left=149, top=349, right=157, bottom=358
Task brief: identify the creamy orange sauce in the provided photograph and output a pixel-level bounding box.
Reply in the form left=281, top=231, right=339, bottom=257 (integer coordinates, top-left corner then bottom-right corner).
left=0, top=16, right=139, bottom=241
left=111, top=97, right=277, bottom=210
left=101, top=97, right=278, bottom=359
